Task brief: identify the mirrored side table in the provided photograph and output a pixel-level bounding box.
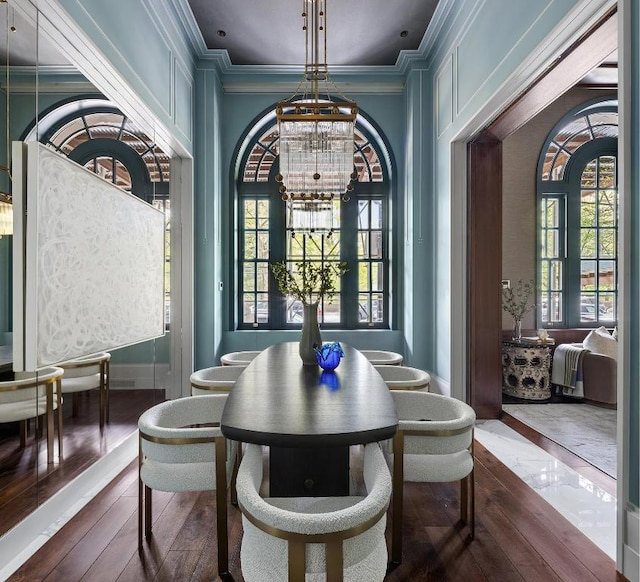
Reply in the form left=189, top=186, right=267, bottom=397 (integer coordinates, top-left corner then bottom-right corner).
left=501, top=339, right=553, bottom=400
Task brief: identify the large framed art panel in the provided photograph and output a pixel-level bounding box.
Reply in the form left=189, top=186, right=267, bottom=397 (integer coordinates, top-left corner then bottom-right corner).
left=13, top=142, right=165, bottom=370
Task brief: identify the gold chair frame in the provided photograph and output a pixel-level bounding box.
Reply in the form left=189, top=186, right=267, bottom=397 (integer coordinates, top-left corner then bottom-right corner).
left=0, top=371, right=63, bottom=464
left=238, top=500, right=388, bottom=582
left=60, top=353, right=110, bottom=429
left=391, top=426, right=475, bottom=564
left=138, top=430, right=230, bottom=576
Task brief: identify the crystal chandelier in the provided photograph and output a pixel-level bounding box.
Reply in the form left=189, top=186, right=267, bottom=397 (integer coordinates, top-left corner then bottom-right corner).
left=276, top=0, right=357, bottom=236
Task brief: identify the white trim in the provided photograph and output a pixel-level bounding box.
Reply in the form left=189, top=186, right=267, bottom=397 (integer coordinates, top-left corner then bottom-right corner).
left=0, top=432, right=138, bottom=582
left=618, top=0, right=636, bottom=578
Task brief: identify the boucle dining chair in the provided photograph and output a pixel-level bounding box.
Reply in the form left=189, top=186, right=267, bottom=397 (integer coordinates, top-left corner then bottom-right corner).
left=374, top=365, right=431, bottom=391
left=237, top=442, right=392, bottom=582
left=190, top=365, right=246, bottom=395
left=59, top=352, right=110, bottom=429
left=138, top=394, right=237, bottom=577
left=359, top=350, right=403, bottom=366
left=220, top=350, right=261, bottom=366
left=388, top=390, right=475, bottom=564
left=0, top=366, right=64, bottom=464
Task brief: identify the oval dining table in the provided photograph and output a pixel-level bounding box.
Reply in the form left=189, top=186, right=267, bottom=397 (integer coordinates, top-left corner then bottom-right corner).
left=221, top=342, right=398, bottom=496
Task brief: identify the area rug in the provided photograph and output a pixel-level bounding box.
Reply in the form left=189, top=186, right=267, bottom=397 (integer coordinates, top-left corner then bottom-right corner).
left=502, top=403, right=617, bottom=478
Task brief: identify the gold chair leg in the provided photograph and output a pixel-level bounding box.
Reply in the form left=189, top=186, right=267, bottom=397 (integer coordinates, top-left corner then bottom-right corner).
left=288, top=540, right=306, bottom=582
left=469, top=468, right=475, bottom=540
left=460, top=476, right=468, bottom=524
left=46, top=385, right=54, bottom=464
left=138, top=476, right=143, bottom=551
left=144, top=485, right=152, bottom=539
left=215, top=437, right=229, bottom=576
left=326, top=540, right=344, bottom=582
left=20, top=419, right=27, bottom=448
left=391, top=432, right=405, bottom=565
left=230, top=443, right=242, bottom=507
left=57, top=381, right=63, bottom=460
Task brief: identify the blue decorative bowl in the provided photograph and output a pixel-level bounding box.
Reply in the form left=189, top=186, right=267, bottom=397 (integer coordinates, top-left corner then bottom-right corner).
left=314, top=342, right=344, bottom=371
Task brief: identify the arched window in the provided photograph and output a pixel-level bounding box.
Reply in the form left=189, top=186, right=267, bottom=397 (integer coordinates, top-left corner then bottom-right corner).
left=236, top=106, right=393, bottom=330
left=537, top=98, right=618, bottom=328
left=24, top=98, right=172, bottom=326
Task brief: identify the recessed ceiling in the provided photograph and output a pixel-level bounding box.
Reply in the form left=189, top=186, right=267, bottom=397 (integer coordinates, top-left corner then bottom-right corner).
left=186, top=0, right=441, bottom=66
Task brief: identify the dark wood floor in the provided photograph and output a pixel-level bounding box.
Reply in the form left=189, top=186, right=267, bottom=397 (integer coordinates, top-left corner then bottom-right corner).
left=0, top=389, right=161, bottom=537
left=6, top=415, right=620, bottom=582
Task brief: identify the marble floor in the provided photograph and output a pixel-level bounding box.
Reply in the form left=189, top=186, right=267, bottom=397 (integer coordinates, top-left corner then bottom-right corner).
left=476, top=420, right=616, bottom=560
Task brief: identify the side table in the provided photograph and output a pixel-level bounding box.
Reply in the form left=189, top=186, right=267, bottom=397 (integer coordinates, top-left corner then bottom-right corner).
left=501, top=339, right=553, bottom=400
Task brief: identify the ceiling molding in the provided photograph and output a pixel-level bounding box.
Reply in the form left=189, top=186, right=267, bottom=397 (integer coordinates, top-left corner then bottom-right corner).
left=222, top=81, right=405, bottom=95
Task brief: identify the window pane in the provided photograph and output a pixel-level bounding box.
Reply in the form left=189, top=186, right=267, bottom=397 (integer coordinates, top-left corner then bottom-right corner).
left=257, top=232, right=269, bottom=259
left=244, top=232, right=256, bottom=259
left=580, top=294, right=597, bottom=322
left=599, top=229, right=616, bottom=257
left=370, top=231, right=383, bottom=259
left=244, top=200, right=256, bottom=229
left=358, top=201, right=369, bottom=229
left=371, top=262, right=383, bottom=291
left=372, top=293, right=384, bottom=323
left=581, top=159, right=597, bottom=187
left=359, top=263, right=370, bottom=290
left=580, top=229, right=596, bottom=258
left=599, top=156, right=616, bottom=188
left=599, top=293, right=615, bottom=321
left=540, top=262, right=549, bottom=291
left=598, top=260, right=615, bottom=290
left=545, top=231, right=558, bottom=258
left=243, top=263, right=255, bottom=292
left=243, top=294, right=255, bottom=324
left=325, top=235, right=341, bottom=259
left=599, top=190, right=616, bottom=226
left=550, top=292, right=562, bottom=322
left=256, top=263, right=269, bottom=291
left=550, top=260, right=562, bottom=290
left=371, top=200, right=382, bottom=229
left=358, top=294, right=370, bottom=323
left=358, top=232, right=369, bottom=259
left=255, top=293, right=269, bottom=323
left=580, top=191, right=596, bottom=226
left=580, top=261, right=596, bottom=290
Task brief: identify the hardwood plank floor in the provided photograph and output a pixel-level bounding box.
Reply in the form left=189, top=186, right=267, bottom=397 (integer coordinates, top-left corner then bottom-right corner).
left=7, top=431, right=619, bottom=582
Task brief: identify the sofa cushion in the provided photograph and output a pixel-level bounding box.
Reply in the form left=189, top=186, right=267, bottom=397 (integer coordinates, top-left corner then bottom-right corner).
left=583, top=326, right=617, bottom=360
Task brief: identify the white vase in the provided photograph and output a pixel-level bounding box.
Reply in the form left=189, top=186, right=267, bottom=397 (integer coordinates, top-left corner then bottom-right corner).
left=299, top=302, right=322, bottom=366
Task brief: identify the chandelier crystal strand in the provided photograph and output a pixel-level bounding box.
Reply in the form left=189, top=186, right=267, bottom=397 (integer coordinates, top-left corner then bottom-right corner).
left=277, top=0, right=357, bottom=235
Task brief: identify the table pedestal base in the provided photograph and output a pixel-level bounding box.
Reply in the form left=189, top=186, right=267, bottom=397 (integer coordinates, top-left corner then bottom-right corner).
left=269, top=446, right=350, bottom=497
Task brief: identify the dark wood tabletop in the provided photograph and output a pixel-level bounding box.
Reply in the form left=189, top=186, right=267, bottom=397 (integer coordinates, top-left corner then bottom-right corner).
left=220, top=342, right=398, bottom=448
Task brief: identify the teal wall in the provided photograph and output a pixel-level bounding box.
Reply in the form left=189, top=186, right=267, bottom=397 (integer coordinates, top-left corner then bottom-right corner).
left=55, top=0, right=195, bottom=155
left=421, top=0, right=584, bottom=385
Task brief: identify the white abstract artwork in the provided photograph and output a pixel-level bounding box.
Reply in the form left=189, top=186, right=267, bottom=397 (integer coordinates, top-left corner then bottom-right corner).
left=14, top=142, right=165, bottom=370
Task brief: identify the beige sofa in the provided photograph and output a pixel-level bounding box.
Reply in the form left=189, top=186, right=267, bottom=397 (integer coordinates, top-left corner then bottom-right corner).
left=580, top=349, right=617, bottom=406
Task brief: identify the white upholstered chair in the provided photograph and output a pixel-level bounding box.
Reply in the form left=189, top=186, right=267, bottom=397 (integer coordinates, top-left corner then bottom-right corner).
left=375, top=365, right=430, bottom=391
left=190, top=365, right=246, bottom=395
left=138, top=394, right=237, bottom=576
left=59, top=352, right=110, bottom=429
left=359, top=350, right=403, bottom=366
left=0, top=367, right=64, bottom=463
left=237, top=442, right=391, bottom=582
left=388, top=390, right=475, bottom=564
left=220, top=350, right=261, bottom=366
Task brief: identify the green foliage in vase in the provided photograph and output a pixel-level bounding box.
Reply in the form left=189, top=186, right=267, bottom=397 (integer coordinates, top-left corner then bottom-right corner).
left=270, top=261, right=348, bottom=306
left=502, top=279, right=536, bottom=320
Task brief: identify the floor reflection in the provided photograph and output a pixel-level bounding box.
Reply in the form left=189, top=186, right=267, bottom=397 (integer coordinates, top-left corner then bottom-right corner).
left=0, top=389, right=163, bottom=537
